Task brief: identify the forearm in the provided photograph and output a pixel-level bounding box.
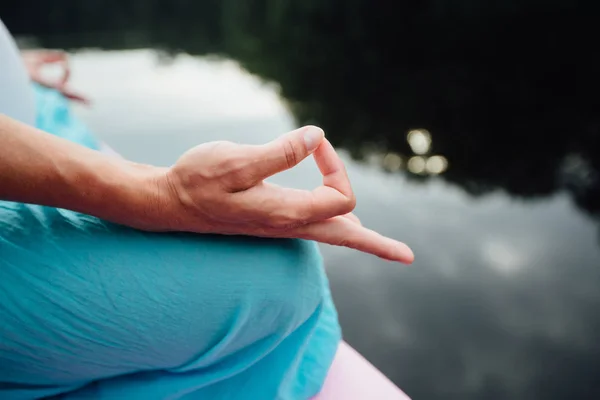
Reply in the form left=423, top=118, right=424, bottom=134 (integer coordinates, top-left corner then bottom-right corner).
left=0, top=114, right=166, bottom=229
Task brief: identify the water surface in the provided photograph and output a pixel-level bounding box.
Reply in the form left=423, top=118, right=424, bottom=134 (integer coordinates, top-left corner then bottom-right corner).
left=5, top=2, right=600, bottom=397
left=63, top=50, right=600, bottom=399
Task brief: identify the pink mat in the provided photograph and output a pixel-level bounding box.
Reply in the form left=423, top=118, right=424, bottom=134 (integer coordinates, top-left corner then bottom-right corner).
left=311, top=341, right=410, bottom=400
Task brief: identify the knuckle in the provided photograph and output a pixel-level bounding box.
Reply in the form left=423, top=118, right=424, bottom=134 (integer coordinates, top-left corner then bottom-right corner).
left=222, top=155, right=246, bottom=175
left=182, top=141, right=238, bottom=181
left=268, top=210, right=306, bottom=230
left=340, top=194, right=357, bottom=214
left=281, top=141, right=299, bottom=169
left=270, top=217, right=300, bottom=230
left=214, top=145, right=248, bottom=178
left=335, top=239, right=351, bottom=248
left=348, top=194, right=357, bottom=210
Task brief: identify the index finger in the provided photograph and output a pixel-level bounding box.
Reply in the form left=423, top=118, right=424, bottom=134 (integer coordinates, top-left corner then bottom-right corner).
left=228, top=140, right=356, bottom=225
left=313, top=138, right=354, bottom=199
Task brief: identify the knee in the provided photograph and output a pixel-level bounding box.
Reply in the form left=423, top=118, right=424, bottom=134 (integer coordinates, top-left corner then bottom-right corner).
left=0, top=217, right=330, bottom=381
left=149, top=236, right=330, bottom=371
left=243, top=238, right=327, bottom=335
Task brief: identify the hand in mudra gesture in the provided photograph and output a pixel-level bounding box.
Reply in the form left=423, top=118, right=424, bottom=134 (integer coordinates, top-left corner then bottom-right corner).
left=159, top=126, right=414, bottom=263
left=21, top=50, right=90, bottom=105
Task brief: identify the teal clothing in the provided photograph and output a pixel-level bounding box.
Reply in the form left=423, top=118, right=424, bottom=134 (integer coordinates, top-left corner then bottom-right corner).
left=33, top=83, right=100, bottom=150
left=0, top=85, right=341, bottom=399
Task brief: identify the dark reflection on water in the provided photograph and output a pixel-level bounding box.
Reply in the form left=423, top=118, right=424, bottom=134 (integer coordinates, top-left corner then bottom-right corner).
left=4, top=1, right=600, bottom=398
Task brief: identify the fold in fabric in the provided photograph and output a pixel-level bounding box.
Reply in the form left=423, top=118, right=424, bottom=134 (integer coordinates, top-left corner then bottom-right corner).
left=0, top=85, right=341, bottom=399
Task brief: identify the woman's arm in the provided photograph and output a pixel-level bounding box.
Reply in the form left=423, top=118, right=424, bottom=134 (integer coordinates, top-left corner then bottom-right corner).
left=0, top=114, right=413, bottom=263
left=0, top=114, right=162, bottom=227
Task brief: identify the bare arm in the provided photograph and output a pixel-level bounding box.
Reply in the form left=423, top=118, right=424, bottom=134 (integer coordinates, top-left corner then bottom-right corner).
left=0, top=114, right=163, bottom=228
left=0, top=114, right=413, bottom=263
left=9, top=51, right=413, bottom=262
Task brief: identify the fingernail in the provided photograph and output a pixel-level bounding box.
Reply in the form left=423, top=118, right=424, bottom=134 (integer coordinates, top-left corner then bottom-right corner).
left=303, top=126, right=325, bottom=152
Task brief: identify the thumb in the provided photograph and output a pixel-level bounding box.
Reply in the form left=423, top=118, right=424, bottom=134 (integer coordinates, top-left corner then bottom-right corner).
left=245, top=125, right=325, bottom=183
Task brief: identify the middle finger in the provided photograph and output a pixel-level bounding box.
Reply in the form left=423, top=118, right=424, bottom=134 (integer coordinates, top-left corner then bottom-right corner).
left=288, top=216, right=414, bottom=264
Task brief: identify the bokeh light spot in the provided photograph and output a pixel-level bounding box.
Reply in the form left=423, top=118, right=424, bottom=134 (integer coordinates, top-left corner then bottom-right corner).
left=425, top=155, right=448, bottom=175
left=407, top=156, right=427, bottom=174
left=382, top=153, right=403, bottom=172
left=407, top=129, right=432, bottom=155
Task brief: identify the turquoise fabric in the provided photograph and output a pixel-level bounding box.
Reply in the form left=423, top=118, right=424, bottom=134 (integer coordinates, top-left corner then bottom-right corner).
left=33, top=84, right=100, bottom=150
left=0, top=85, right=341, bottom=399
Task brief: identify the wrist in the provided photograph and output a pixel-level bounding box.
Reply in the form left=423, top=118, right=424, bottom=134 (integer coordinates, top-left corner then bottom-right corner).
left=103, top=160, right=173, bottom=231
left=58, top=152, right=171, bottom=231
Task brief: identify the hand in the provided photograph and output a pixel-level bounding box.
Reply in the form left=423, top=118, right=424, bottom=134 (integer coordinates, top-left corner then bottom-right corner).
left=159, top=126, right=414, bottom=264
left=21, top=50, right=90, bottom=105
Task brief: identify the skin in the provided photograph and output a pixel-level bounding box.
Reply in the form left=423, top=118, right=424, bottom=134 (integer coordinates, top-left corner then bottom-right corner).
left=21, top=50, right=90, bottom=104
left=1, top=51, right=414, bottom=264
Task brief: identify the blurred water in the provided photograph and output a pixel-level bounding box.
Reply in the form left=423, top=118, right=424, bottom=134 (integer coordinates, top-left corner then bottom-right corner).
left=63, top=50, right=600, bottom=399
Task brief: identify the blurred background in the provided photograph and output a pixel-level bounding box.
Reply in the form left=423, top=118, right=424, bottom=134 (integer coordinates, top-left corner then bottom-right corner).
left=3, top=1, right=600, bottom=398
